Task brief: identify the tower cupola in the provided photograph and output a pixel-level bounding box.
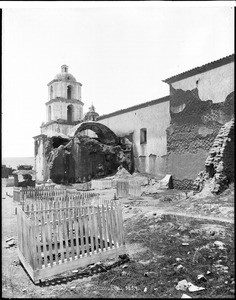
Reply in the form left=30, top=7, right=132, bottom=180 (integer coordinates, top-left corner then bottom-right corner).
left=61, top=64, right=68, bottom=73
left=41, top=65, right=84, bottom=136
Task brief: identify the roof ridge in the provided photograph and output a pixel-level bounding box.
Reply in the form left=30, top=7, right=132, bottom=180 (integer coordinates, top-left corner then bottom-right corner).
left=163, top=54, right=234, bottom=84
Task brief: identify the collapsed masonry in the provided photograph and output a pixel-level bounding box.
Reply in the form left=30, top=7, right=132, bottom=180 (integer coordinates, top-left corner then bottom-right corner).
left=194, top=118, right=234, bottom=194
left=40, top=122, right=133, bottom=184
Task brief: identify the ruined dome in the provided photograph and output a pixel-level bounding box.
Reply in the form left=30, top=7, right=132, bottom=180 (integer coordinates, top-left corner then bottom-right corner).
left=54, top=65, right=76, bottom=82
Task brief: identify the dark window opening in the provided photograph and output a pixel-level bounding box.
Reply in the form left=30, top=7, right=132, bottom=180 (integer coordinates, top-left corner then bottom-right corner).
left=140, top=128, right=147, bottom=144
left=52, top=137, right=69, bottom=148
left=48, top=106, right=51, bottom=121
left=50, top=86, right=53, bottom=99
left=67, top=105, right=73, bottom=123
left=67, top=85, right=72, bottom=99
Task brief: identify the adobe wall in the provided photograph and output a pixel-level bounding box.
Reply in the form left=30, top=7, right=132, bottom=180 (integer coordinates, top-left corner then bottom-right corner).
left=194, top=118, right=234, bottom=194
left=166, top=87, right=234, bottom=190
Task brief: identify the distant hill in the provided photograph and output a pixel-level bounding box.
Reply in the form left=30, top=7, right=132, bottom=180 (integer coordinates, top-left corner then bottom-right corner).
left=2, top=157, right=35, bottom=170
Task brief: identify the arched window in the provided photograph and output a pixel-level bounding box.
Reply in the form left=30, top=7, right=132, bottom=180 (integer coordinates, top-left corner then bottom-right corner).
left=48, top=106, right=52, bottom=121
left=50, top=86, right=53, bottom=99
left=67, top=105, right=73, bottom=123
left=67, top=85, right=72, bottom=99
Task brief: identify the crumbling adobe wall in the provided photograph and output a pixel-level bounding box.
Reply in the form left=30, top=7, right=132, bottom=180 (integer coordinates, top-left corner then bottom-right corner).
left=72, top=134, right=133, bottom=182
left=194, top=118, right=234, bottom=194
left=45, top=133, right=133, bottom=184
left=166, top=87, right=234, bottom=190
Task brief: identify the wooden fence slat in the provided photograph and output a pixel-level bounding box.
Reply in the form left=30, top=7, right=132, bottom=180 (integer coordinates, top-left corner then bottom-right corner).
left=41, top=213, right=48, bottom=267
left=119, top=203, right=125, bottom=245
left=52, top=201, right=59, bottom=265
left=93, top=207, right=99, bottom=253
left=35, top=209, right=42, bottom=269
left=69, top=207, right=75, bottom=260
left=79, top=215, right=85, bottom=257
left=47, top=207, right=53, bottom=267
left=58, top=202, right=64, bottom=263
left=111, top=203, right=118, bottom=248
left=74, top=213, right=80, bottom=259
left=115, top=203, right=122, bottom=246
left=88, top=205, right=94, bottom=255
left=107, top=204, right=113, bottom=249
left=106, top=204, right=112, bottom=250
left=101, top=205, right=108, bottom=250
left=85, top=205, right=90, bottom=256
left=97, top=205, right=104, bottom=252
left=63, top=205, right=70, bottom=262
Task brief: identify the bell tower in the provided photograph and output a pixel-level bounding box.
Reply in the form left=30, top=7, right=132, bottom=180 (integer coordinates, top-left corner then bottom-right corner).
left=41, top=65, right=84, bottom=136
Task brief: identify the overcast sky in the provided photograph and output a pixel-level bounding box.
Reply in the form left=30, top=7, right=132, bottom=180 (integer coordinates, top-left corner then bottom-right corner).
left=2, top=1, right=234, bottom=157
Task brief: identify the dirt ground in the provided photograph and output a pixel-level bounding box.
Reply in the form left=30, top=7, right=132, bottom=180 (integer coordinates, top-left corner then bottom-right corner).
left=1, top=184, right=234, bottom=298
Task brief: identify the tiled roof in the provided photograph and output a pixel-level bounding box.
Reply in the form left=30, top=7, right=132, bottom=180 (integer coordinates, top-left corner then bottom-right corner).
left=97, top=95, right=169, bottom=120
left=163, top=54, right=234, bottom=84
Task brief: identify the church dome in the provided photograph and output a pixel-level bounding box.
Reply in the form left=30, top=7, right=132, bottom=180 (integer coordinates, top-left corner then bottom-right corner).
left=84, top=104, right=99, bottom=121
left=54, top=65, right=76, bottom=82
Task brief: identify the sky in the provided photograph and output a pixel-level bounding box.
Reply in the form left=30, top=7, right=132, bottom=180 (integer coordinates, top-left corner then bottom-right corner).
left=2, top=1, right=235, bottom=158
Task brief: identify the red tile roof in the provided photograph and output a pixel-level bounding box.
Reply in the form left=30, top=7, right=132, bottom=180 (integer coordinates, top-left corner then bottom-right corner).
left=163, top=54, right=234, bottom=84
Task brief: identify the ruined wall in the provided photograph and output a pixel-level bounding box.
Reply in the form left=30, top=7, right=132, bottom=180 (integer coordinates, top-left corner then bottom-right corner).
left=194, top=118, right=234, bottom=194
left=98, top=99, right=170, bottom=177
left=43, top=132, right=133, bottom=184
left=166, top=88, right=234, bottom=190
left=170, top=61, right=234, bottom=104
left=34, top=135, right=48, bottom=182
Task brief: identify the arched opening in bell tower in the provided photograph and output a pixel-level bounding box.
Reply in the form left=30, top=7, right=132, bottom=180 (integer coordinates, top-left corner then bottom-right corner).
left=50, top=86, right=53, bottom=99
left=48, top=105, right=52, bottom=121
left=67, top=105, right=73, bottom=123
left=67, top=85, right=72, bottom=99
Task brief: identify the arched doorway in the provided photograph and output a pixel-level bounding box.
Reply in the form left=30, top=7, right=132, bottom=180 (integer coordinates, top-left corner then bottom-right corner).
left=67, top=105, right=73, bottom=123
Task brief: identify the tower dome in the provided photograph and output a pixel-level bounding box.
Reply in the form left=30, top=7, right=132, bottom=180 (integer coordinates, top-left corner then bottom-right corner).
left=54, top=65, right=76, bottom=82
left=84, top=104, right=99, bottom=121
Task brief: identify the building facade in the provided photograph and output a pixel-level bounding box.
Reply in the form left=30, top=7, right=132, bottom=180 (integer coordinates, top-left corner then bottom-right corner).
left=98, top=96, right=170, bottom=178
left=34, top=55, right=234, bottom=188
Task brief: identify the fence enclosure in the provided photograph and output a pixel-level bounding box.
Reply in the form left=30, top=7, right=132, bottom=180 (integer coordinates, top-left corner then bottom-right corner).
left=17, top=199, right=126, bottom=283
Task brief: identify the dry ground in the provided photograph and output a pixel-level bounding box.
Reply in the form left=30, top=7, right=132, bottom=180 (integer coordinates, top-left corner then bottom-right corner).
left=1, top=184, right=234, bottom=298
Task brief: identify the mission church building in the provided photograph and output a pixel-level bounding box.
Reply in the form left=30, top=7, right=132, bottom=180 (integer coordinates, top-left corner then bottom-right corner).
left=34, top=54, right=234, bottom=189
